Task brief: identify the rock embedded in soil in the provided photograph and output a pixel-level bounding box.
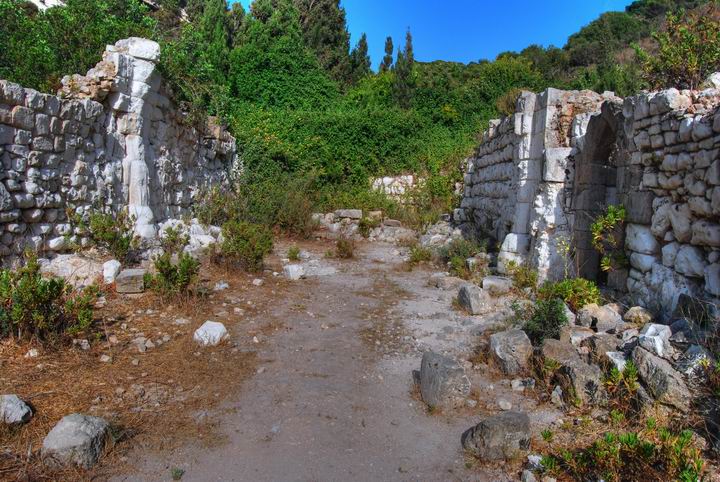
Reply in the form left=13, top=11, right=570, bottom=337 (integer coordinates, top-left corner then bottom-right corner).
left=577, top=303, right=625, bottom=333
left=193, top=321, right=229, bottom=346
left=41, top=414, right=109, bottom=468
left=481, top=276, right=513, bottom=297
left=428, top=273, right=463, bottom=290
left=457, top=284, right=489, bottom=315
left=489, top=329, right=532, bottom=376
left=461, top=411, right=531, bottom=461
left=418, top=351, right=471, bottom=409
left=632, top=346, right=691, bottom=412
left=115, top=268, right=146, bottom=293
left=542, top=339, right=604, bottom=405
left=283, top=264, right=305, bottom=281
left=334, top=209, right=362, bottom=220
left=0, top=394, right=32, bottom=425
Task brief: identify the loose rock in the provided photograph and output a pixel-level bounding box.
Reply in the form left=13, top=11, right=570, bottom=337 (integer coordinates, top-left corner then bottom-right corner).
left=461, top=411, right=531, bottom=461
left=42, top=414, right=109, bottom=468
left=193, top=321, right=229, bottom=346
left=0, top=394, right=32, bottom=425
left=418, top=351, right=471, bottom=409
left=457, top=284, right=489, bottom=315
left=489, top=329, right=532, bottom=375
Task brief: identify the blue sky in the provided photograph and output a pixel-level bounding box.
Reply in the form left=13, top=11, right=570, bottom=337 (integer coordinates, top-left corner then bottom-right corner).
left=233, top=0, right=635, bottom=68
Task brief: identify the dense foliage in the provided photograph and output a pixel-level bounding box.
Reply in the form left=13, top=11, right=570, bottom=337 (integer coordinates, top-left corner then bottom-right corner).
left=0, top=253, right=98, bottom=342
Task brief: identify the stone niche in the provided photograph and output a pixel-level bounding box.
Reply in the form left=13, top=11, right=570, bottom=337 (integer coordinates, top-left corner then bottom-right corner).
left=0, top=37, right=238, bottom=266
left=457, top=84, right=720, bottom=318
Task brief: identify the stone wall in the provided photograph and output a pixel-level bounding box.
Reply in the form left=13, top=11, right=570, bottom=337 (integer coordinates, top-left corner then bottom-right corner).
left=457, top=84, right=720, bottom=317
left=0, top=38, right=236, bottom=266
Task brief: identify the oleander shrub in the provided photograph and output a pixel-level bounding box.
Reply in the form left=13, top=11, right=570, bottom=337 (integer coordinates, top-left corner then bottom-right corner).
left=219, top=220, right=273, bottom=271
left=0, top=253, right=98, bottom=342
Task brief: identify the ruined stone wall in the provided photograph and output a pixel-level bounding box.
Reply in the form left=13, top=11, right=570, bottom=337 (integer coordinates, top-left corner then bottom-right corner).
left=458, top=88, right=611, bottom=281
left=458, top=84, right=720, bottom=317
left=0, top=38, right=236, bottom=265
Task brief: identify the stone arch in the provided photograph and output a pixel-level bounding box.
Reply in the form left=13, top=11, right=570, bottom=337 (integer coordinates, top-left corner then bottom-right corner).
left=571, top=102, right=623, bottom=282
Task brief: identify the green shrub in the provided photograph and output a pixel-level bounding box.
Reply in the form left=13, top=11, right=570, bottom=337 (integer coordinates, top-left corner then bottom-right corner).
left=495, top=87, right=526, bottom=116
left=358, top=217, right=380, bottom=238
left=145, top=251, right=200, bottom=300
left=160, top=226, right=190, bottom=256
left=636, top=5, right=720, bottom=90
left=335, top=237, right=355, bottom=259
left=220, top=220, right=273, bottom=271
left=74, top=208, right=138, bottom=262
left=408, top=244, right=433, bottom=264
left=538, top=278, right=601, bottom=312
left=0, top=253, right=98, bottom=342
left=506, top=260, right=539, bottom=291
left=605, top=361, right=641, bottom=416
left=288, top=245, right=300, bottom=261
left=523, top=298, right=569, bottom=345
left=438, top=238, right=485, bottom=264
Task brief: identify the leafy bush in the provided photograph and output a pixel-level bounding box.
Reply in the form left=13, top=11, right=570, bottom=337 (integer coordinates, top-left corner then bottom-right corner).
left=538, top=278, right=601, bottom=312
left=74, top=208, right=138, bottom=262
left=358, top=217, right=380, bottom=238
left=506, top=260, right=539, bottom=291
left=145, top=251, right=200, bottom=300
left=220, top=220, right=273, bottom=271
left=438, top=238, right=485, bottom=264
left=287, top=245, right=300, bottom=261
left=0, top=253, right=98, bottom=342
left=335, top=237, right=355, bottom=259
left=591, top=205, right=628, bottom=273
left=408, top=244, right=433, bottom=264
left=523, top=298, right=569, bottom=345
left=636, top=5, right=720, bottom=90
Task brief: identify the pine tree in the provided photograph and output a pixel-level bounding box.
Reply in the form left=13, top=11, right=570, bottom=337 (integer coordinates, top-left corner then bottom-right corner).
left=199, top=0, right=230, bottom=82
left=392, top=29, right=415, bottom=109
left=294, top=0, right=352, bottom=85
left=380, top=36, right=394, bottom=72
left=349, top=33, right=371, bottom=83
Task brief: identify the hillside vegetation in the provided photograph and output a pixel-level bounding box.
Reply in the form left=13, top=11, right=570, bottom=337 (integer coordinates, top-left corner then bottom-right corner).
left=0, top=0, right=717, bottom=230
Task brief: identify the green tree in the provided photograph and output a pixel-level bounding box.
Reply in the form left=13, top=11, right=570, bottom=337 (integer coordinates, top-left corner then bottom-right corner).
left=199, top=0, right=231, bottom=82
left=380, top=36, right=394, bottom=72
left=229, top=2, right=247, bottom=47
left=392, top=29, right=416, bottom=108
left=636, top=5, right=720, bottom=89
left=294, top=0, right=352, bottom=85
left=349, top=33, right=371, bottom=83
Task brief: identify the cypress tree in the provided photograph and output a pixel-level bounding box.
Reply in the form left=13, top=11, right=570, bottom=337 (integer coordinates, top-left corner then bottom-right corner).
left=380, top=36, right=394, bottom=72
left=349, top=33, right=371, bottom=83
left=294, top=0, right=352, bottom=85
left=392, top=29, right=415, bottom=109
left=228, top=2, right=246, bottom=48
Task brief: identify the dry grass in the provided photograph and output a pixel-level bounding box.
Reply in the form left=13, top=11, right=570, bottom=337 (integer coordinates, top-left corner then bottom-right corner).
left=0, top=257, right=291, bottom=481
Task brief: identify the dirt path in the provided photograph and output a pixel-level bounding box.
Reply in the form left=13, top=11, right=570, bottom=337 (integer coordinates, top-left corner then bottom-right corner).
left=113, top=242, right=518, bottom=482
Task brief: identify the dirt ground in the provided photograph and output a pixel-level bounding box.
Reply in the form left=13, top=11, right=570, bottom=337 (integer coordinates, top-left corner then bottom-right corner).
left=6, top=238, right=687, bottom=481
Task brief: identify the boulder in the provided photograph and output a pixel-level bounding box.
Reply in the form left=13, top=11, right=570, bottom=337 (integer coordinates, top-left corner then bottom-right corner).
left=461, top=411, right=531, bottom=461
left=41, top=414, right=109, bottom=468
left=193, top=321, right=228, bottom=346
left=283, top=264, right=305, bottom=281
left=632, top=347, right=691, bottom=412
left=457, top=284, right=489, bottom=315
left=102, top=260, right=121, bottom=284
left=40, top=254, right=103, bottom=288
left=581, top=333, right=621, bottom=366
left=577, top=304, right=625, bottom=333
left=638, top=323, right=673, bottom=358
left=418, top=351, right=471, bottom=409
left=605, top=351, right=629, bottom=371
left=489, top=329, right=532, bottom=375
left=481, top=276, right=513, bottom=297
left=0, top=394, right=32, bottom=425
left=624, top=306, right=653, bottom=325
left=560, top=325, right=595, bottom=347
left=543, top=339, right=604, bottom=405
left=115, top=268, right=146, bottom=293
